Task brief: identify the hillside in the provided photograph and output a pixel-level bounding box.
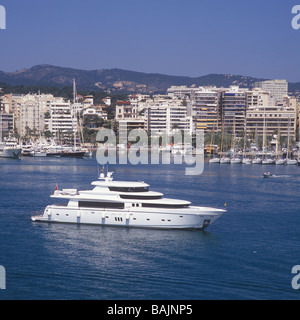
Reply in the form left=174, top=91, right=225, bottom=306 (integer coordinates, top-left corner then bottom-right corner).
left=0, top=64, right=299, bottom=94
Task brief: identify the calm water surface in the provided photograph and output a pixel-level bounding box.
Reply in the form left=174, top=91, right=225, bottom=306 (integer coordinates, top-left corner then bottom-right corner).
left=0, top=157, right=300, bottom=300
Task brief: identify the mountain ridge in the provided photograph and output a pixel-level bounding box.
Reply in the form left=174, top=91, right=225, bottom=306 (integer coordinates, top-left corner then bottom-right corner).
left=0, top=64, right=299, bottom=94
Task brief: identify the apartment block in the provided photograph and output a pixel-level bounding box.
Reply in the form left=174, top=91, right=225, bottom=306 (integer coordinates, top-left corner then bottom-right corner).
left=44, top=100, right=77, bottom=136
left=0, top=113, right=14, bottom=138
left=145, top=96, right=192, bottom=135
left=115, top=101, right=139, bottom=120
left=190, top=87, right=222, bottom=132
left=220, top=86, right=248, bottom=135
left=246, top=106, right=296, bottom=139
left=254, top=80, right=288, bottom=105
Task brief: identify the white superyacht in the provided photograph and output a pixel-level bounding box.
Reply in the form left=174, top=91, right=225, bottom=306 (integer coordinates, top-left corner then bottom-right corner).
left=32, top=172, right=225, bottom=230
left=0, top=136, right=22, bottom=158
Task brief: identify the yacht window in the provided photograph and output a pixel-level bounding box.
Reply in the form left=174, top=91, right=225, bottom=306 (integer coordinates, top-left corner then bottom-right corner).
left=142, top=203, right=189, bottom=209
left=109, top=187, right=149, bottom=193
left=120, top=195, right=162, bottom=200
left=79, top=201, right=124, bottom=209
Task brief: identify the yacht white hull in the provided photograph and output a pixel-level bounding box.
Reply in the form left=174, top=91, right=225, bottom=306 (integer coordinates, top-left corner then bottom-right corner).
left=275, top=159, right=286, bottom=165
left=209, top=158, right=220, bottom=163
left=230, top=158, right=242, bottom=164
left=242, top=158, right=252, bottom=165
left=32, top=205, right=225, bottom=230
left=252, top=158, right=262, bottom=164
left=262, top=159, right=275, bottom=165
left=286, top=159, right=297, bottom=165
left=0, top=148, right=22, bottom=158
left=33, top=152, right=47, bottom=157
left=220, top=158, right=231, bottom=164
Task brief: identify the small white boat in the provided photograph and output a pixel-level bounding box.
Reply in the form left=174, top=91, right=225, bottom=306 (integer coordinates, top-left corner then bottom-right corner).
left=275, top=159, right=286, bottom=165
left=220, top=157, right=231, bottom=164
left=262, top=158, right=275, bottom=165
left=209, top=157, right=220, bottom=163
left=242, top=158, right=252, bottom=165
left=252, top=157, right=262, bottom=164
left=286, top=159, right=297, bottom=165
left=230, top=157, right=242, bottom=164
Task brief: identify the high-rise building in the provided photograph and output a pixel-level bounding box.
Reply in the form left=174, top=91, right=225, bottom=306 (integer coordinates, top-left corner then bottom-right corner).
left=44, top=100, right=78, bottom=137
left=190, top=87, right=222, bottom=132
left=254, top=80, right=288, bottom=105
left=220, top=86, right=248, bottom=135
left=145, top=96, right=192, bottom=135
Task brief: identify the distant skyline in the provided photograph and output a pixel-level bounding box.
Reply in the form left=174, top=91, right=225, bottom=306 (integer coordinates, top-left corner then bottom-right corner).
left=0, top=0, right=300, bottom=82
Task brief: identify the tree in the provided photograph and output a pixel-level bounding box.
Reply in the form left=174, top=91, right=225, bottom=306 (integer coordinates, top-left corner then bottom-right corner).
left=44, top=130, right=53, bottom=138
left=83, top=115, right=104, bottom=128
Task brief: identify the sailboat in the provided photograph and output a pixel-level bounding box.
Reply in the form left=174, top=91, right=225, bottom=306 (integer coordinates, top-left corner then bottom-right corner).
left=230, top=122, right=242, bottom=164
left=252, top=125, right=261, bottom=164
left=60, top=80, right=85, bottom=158
left=220, top=126, right=230, bottom=164
left=275, top=125, right=286, bottom=165
left=242, top=131, right=252, bottom=164
left=286, top=116, right=297, bottom=165
left=261, top=109, right=275, bottom=165
left=286, top=117, right=298, bottom=165
left=209, top=125, right=220, bottom=163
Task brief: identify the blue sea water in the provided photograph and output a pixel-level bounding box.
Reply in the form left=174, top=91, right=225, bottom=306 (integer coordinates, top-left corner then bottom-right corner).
left=0, top=157, right=300, bottom=300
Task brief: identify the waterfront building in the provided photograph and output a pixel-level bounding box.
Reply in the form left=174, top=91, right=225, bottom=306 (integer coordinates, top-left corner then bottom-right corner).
left=245, top=88, right=270, bottom=108
left=14, top=94, right=52, bottom=137
left=0, top=93, right=21, bottom=114
left=254, top=80, right=288, bottom=106
left=82, top=105, right=108, bottom=120
left=144, top=96, right=192, bottom=135
left=220, top=86, right=248, bottom=135
left=189, top=87, right=222, bottom=132
left=44, top=99, right=77, bottom=137
left=245, top=105, right=296, bottom=139
left=0, top=113, right=14, bottom=137
left=118, top=119, right=146, bottom=143
left=167, top=86, right=200, bottom=99
left=1, top=93, right=56, bottom=137
left=115, top=100, right=139, bottom=120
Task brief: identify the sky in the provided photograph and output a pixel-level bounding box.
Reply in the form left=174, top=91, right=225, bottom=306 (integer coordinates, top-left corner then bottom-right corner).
left=0, top=0, right=300, bottom=82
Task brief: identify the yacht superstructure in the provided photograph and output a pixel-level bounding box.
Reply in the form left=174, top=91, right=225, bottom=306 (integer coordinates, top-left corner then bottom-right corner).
left=32, top=172, right=225, bottom=230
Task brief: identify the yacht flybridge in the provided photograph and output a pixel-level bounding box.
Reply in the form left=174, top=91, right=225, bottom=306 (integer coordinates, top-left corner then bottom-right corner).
left=32, top=172, right=225, bottom=230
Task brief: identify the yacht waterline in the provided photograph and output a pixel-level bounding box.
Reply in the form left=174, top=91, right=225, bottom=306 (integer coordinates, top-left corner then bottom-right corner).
left=32, top=172, right=225, bottom=230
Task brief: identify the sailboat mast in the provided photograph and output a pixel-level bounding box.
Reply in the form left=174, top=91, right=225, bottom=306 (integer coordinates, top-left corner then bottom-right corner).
left=73, top=79, right=77, bottom=149
left=287, top=116, right=291, bottom=160
left=262, top=108, right=266, bottom=159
